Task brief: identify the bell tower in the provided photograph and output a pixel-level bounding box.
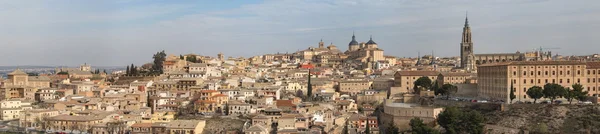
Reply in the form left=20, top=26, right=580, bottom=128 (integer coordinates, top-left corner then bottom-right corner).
left=460, top=13, right=476, bottom=72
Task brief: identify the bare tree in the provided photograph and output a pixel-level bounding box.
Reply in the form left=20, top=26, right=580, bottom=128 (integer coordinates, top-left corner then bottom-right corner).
left=34, top=117, right=50, bottom=130
left=106, top=121, right=128, bottom=134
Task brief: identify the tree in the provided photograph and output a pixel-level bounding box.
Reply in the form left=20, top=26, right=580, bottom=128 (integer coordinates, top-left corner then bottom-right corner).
left=27, top=72, right=39, bottom=76
left=569, top=83, right=588, bottom=104
left=342, top=120, right=349, bottom=134
left=306, top=69, right=313, bottom=101
left=106, top=121, right=127, bottom=134
left=461, top=110, right=485, bottom=134
left=410, top=118, right=440, bottom=134
left=437, top=107, right=484, bottom=134
left=526, top=86, right=544, bottom=103
left=130, top=64, right=135, bottom=75
left=365, top=118, right=370, bottom=134
left=180, top=55, right=184, bottom=60
left=510, top=82, right=516, bottom=103
left=440, top=84, right=458, bottom=100
left=543, top=83, right=567, bottom=104
left=413, top=76, right=433, bottom=94
left=152, top=50, right=167, bottom=73
left=126, top=66, right=130, bottom=75
left=384, top=122, right=399, bottom=134
left=437, top=107, right=461, bottom=134
left=224, top=102, right=230, bottom=115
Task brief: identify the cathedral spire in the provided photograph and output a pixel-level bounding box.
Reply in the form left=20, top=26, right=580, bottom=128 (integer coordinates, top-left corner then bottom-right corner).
left=465, top=11, right=469, bottom=27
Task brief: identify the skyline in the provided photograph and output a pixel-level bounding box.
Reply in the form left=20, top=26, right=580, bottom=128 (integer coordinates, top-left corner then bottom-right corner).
left=1, top=0, right=599, bottom=66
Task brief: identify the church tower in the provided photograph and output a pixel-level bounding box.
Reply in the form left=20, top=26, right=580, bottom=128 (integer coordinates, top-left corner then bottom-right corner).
left=318, top=39, right=325, bottom=48
left=348, top=32, right=359, bottom=51
left=460, top=14, right=476, bottom=72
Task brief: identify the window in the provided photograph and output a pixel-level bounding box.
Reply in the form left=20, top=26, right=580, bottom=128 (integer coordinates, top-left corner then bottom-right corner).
left=513, top=71, right=517, bottom=76
left=588, top=70, right=591, bottom=75
left=524, top=79, right=527, bottom=84
left=553, top=71, right=556, bottom=75
left=523, top=71, right=527, bottom=76
left=552, top=79, right=556, bottom=83
left=524, top=95, right=527, bottom=99
left=545, top=79, right=548, bottom=83
left=538, top=79, right=541, bottom=84
left=531, top=79, right=534, bottom=84
left=567, top=79, right=570, bottom=84
left=524, top=88, right=527, bottom=92
left=531, top=71, right=534, bottom=75
left=560, top=79, right=563, bottom=83
left=560, top=71, right=563, bottom=75
left=578, top=79, right=580, bottom=83
left=538, top=71, right=541, bottom=75
left=545, top=71, right=548, bottom=75
left=578, top=70, right=581, bottom=75
left=567, top=71, right=571, bottom=75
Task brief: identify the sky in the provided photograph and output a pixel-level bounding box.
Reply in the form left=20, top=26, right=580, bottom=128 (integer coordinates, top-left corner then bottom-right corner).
left=0, top=0, right=599, bottom=66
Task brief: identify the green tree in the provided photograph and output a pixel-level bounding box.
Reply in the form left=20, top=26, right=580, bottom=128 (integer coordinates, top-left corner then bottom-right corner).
left=179, top=55, right=184, bottom=60
left=410, top=118, right=440, bottom=134
left=526, top=86, right=544, bottom=103
left=461, top=110, right=485, bottom=134
left=543, top=83, right=567, bottom=104
left=570, top=83, right=588, bottom=104
left=437, top=107, right=484, bottom=134
left=342, top=120, right=349, bottom=134
left=306, top=69, right=313, bottom=101
left=27, top=72, right=39, bottom=76
left=224, top=102, right=230, bottom=115
left=130, top=64, right=135, bottom=75
left=365, top=118, right=370, bottom=134
left=510, top=82, right=516, bottom=103
left=440, top=84, right=458, bottom=100
left=384, top=122, right=400, bottom=134
left=126, top=66, right=130, bottom=75
left=152, top=50, right=167, bottom=74
left=413, top=76, right=433, bottom=94
left=437, top=107, right=461, bottom=134
left=432, top=81, right=440, bottom=95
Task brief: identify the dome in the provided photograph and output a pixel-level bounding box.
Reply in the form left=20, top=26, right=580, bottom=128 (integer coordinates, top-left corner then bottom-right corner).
left=366, top=36, right=376, bottom=44
left=349, top=34, right=359, bottom=46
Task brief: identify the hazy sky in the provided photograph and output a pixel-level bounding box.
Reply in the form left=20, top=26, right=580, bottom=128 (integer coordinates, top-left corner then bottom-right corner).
left=1, top=0, right=599, bottom=66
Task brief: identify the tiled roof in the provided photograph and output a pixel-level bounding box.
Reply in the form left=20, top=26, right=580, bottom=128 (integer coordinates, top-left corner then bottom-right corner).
left=586, top=62, right=600, bottom=69
left=478, top=61, right=586, bottom=67
left=395, top=70, right=440, bottom=76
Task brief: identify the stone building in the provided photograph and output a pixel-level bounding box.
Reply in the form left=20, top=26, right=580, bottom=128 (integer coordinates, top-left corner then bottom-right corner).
left=338, top=78, right=371, bottom=96
left=380, top=102, right=444, bottom=131
left=477, top=61, right=600, bottom=102
left=345, top=34, right=385, bottom=64
left=459, top=15, right=477, bottom=72
left=390, top=71, right=440, bottom=96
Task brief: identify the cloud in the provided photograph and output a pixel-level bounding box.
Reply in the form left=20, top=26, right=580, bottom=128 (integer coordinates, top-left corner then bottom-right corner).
left=0, top=0, right=599, bottom=66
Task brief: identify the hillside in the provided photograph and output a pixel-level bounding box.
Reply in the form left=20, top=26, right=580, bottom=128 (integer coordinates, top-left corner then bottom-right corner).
left=485, top=104, right=600, bottom=134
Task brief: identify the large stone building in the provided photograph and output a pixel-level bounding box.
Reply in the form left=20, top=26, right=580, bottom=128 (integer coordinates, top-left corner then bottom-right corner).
left=1, top=69, right=51, bottom=100
left=390, top=71, right=440, bottom=96
left=346, top=34, right=385, bottom=64
left=295, top=39, right=343, bottom=63
left=477, top=61, right=600, bottom=102
left=459, top=15, right=477, bottom=72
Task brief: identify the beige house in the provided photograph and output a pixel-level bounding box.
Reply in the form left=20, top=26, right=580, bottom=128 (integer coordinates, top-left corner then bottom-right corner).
left=0, top=99, right=33, bottom=121
left=1, top=69, right=50, bottom=101
left=478, top=61, right=600, bottom=102
left=338, top=78, right=370, bottom=96
left=167, top=120, right=206, bottom=134
left=19, top=109, right=60, bottom=129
